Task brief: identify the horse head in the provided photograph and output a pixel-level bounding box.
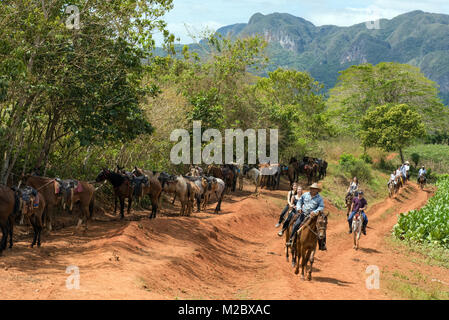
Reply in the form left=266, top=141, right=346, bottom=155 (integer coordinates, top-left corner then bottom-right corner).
left=95, top=168, right=110, bottom=183
left=315, top=211, right=328, bottom=241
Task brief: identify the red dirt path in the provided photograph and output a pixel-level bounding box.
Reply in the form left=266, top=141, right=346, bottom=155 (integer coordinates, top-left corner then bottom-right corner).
left=0, top=179, right=447, bottom=300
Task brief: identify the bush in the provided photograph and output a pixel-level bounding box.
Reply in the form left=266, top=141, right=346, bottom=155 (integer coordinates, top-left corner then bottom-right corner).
left=339, top=153, right=372, bottom=182
left=377, top=156, right=396, bottom=172
left=360, top=153, right=373, bottom=164
left=411, top=153, right=420, bottom=167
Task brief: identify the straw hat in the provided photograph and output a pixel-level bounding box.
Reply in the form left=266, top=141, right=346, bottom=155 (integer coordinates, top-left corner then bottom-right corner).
left=309, top=183, right=322, bottom=192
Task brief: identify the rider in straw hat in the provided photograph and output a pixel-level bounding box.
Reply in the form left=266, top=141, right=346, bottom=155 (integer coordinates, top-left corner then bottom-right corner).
left=286, top=183, right=326, bottom=250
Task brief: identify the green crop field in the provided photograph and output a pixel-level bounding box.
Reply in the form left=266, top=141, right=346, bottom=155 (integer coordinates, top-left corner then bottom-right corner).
left=394, top=175, right=449, bottom=249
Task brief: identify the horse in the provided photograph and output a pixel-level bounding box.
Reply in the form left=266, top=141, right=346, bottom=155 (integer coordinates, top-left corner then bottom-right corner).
left=318, top=160, right=328, bottom=180
left=25, top=175, right=63, bottom=231
left=285, top=211, right=300, bottom=267
left=221, top=166, right=235, bottom=194
left=202, top=176, right=225, bottom=213
left=183, top=175, right=206, bottom=213
left=394, top=176, right=402, bottom=193
left=294, top=211, right=328, bottom=281
left=162, top=176, right=193, bottom=216
left=18, top=188, right=47, bottom=247
left=0, top=185, right=19, bottom=255
left=287, top=161, right=298, bottom=188
left=345, top=192, right=354, bottom=217
left=302, top=164, right=314, bottom=186
left=95, top=169, right=133, bottom=220
left=352, top=212, right=364, bottom=250
left=206, top=165, right=223, bottom=179
left=133, top=168, right=163, bottom=219
left=418, top=175, right=426, bottom=190
left=243, top=165, right=261, bottom=193
left=60, top=180, right=95, bottom=231
left=388, top=181, right=395, bottom=198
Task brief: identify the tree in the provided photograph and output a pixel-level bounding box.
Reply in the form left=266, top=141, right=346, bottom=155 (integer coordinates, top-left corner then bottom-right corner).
left=360, top=104, right=426, bottom=163
left=254, top=68, right=333, bottom=160
left=327, top=62, right=449, bottom=135
left=0, top=0, right=174, bottom=182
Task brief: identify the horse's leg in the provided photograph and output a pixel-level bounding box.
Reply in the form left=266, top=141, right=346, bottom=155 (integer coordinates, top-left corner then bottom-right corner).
left=294, top=239, right=301, bottom=275
left=120, top=198, right=125, bottom=220
left=308, top=249, right=316, bottom=281
left=37, top=214, right=43, bottom=247
left=46, top=206, right=53, bottom=232
left=31, top=218, right=38, bottom=248
left=8, top=216, right=13, bottom=249
left=172, top=194, right=176, bottom=205
left=114, top=195, right=118, bottom=215
left=127, top=196, right=132, bottom=215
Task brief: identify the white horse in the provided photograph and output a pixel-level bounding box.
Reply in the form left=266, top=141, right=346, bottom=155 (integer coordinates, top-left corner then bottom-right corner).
left=352, top=212, right=364, bottom=250
left=243, top=165, right=261, bottom=193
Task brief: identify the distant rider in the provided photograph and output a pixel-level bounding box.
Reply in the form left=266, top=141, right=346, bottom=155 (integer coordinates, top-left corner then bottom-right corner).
left=278, top=185, right=303, bottom=236
left=348, top=191, right=368, bottom=235
left=275, top=182, right=298, bottom=228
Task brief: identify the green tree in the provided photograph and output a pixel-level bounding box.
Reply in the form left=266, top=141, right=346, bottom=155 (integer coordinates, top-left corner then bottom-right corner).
left=360, top=104, right=426, bottom=163
left=0, top=0, right=174, bottom=182
left=328, top=62, right=449, bottom=135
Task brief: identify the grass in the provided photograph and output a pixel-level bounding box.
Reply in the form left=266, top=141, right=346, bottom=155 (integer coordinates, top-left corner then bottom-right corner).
left=387, top=235, right=449, bottom=270
left=399, top=144, right=449, bottom=175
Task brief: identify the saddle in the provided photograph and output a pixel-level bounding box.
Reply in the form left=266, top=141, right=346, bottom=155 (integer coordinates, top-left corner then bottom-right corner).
left=132, top=175, right=148, bottom=198
left=56, top=179, right=82, bottom=195
left=17, top=186, right=39, bottom=214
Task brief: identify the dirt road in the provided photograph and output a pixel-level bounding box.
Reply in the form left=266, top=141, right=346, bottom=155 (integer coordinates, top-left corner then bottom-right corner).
left=0, top=179, right=447, bottom=299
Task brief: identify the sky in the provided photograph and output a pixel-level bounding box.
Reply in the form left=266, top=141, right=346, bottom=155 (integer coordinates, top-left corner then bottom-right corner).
left=153, top=0, right=449, bottom=45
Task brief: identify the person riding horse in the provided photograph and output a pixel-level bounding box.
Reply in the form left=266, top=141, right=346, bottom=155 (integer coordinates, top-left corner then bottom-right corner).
left=346, top=177, right=359, bottom=198
left=418, top=166, right=427, bottom=184
left=348, top=191, right=368, bottom=235
left=275, top=182, right=298, bottom=228
left=286, top=183, right=326, bottom=251
left=277, top=185, right=303, bottom=236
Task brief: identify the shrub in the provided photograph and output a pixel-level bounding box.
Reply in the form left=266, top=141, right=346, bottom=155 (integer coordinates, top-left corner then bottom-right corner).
left=360, top=153, right=373, bottom=164
left=411, top=153, right=420, bottom=167
left=339, top=153, right=372, bottom=182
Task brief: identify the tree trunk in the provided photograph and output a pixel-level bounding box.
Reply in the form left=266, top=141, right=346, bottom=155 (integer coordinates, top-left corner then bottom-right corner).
left=399, top=148, right=405, bottom=164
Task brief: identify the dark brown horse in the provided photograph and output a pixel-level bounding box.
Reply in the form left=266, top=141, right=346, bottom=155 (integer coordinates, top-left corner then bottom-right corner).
left=25, top=175, right=62, bottom=231
left=133, top=168, right=163, bottom=219
left=294, top=211, right=328, bottom=280
left=285, top=211, right=300, bottom=267
left=95, top=169, right=133, bottom=220
left=345, top=193, right=354, bottom=217
left=418, top=175, right=426, bottom=190
left=0, top=185, right=19, bottom=255
left=19, top=189, right=47, bottom=247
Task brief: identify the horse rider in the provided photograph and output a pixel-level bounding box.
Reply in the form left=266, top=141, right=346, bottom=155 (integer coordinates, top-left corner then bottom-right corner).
left=404, top=161, right=410, bottom=180
left=388, top=171, right=396, bottom=186
left=348, top=190, right=368, bottom=235
left=277, top=185, right=303, bottom=236
left=418, top=166, right=427, bottom=183
left=346, top=177, right=359, bottom=198
left=286, top=183, right=325, bottom=250
left=395, top=166, right=402, bottom=183
left=275, top=182, right=298, bottom=228
left=401, top=163, right=407, bottom=182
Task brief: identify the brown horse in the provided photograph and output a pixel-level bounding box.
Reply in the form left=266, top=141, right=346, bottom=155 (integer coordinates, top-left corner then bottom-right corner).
left=418, top=175, right=426, bottom=190
left=61, top=180, right=95, bottom=231
left=162, top=176, right=193, bottom=216
left=294, top=211, right=328, bottom=280
left=18, top=188, right=47, bottom=247
left=206, top=165, right=223, bottom=179
left=25, top=175, right=62, bottom=231
left=0, top=185, right=18, bottom=255
left=95, top=169, right=133, bottom=220
left=133, top=168, right=163, bottom=219
left=285, top=211, right=300, bottom=267
left=345, top=193, right=354, bottom=217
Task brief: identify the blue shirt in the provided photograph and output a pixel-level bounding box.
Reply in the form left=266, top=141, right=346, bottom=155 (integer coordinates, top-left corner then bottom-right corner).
left=296, top=192, right=325, bottom=216
left=419, top=169, right=427, bottom=176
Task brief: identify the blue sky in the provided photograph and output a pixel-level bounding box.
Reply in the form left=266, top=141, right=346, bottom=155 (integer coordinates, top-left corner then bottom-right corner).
left=153, top=0, right=449, bottom=44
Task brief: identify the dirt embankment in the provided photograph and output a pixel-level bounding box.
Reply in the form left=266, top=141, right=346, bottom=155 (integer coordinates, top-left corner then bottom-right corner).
left=0, top=179, right=446, bottom=300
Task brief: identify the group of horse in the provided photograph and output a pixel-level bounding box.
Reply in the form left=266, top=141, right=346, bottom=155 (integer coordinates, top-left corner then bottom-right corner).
left=287, top=157, right=328, bottom=187
left=387, top=173, right=412, bottom=198
left=0, top=174, right=95, bottom=255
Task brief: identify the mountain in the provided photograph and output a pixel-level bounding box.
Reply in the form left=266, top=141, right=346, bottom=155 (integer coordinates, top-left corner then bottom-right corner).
left=161, top=11, right=449, bottom=104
